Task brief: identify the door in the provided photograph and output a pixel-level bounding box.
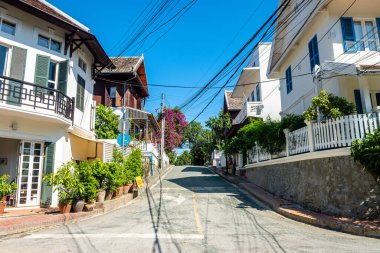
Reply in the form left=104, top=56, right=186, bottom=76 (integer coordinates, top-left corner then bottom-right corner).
left=17, top=141, right=44, bottom=206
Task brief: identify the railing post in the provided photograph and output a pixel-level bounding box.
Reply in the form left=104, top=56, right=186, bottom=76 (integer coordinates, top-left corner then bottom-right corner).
left=305, top=120, right=315, bottom=152
left=71, top=97, right=75, bottom=125
left=283, top=128, right=290, bottom=157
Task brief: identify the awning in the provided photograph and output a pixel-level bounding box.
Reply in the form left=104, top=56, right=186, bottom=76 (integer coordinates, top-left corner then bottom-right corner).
left=69, top=133, right=101, bottom=161
left=231, top=67, right=260, bottom=98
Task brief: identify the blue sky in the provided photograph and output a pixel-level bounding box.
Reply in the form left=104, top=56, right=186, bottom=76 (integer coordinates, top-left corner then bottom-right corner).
left=48, top=0, right=277, bottom=124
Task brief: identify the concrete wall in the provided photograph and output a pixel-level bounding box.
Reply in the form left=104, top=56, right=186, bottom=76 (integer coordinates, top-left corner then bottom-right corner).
left=246, top=155, right=380, bottom=220
left=0, top=138, right=19, bottom=180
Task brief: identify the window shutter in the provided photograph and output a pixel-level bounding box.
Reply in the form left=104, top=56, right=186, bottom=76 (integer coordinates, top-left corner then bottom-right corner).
left=8, top=46, right=27, bottom=105
left=34, top=55, right=50, bottom=87
left=354, top=89, right=363, bottom=114
left=41, top=142, right=55, bottom=206
left=286, top=67, right=293, bottom=94
left=376, top=18, right=380, bottom=45
left=58, top=60, right=69, bottom=94
left=308, top=40, right=315, bottom=72
left=341, top=17, right=357, bottom=52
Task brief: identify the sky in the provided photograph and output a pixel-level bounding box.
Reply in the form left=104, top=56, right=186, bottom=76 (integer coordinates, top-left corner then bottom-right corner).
left=48, top=0, right=277, bottom=124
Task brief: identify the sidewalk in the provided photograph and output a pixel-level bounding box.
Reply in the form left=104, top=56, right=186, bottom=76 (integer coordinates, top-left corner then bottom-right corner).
left=212, top=167, right=380, bottom=239
left=0, top=165, right=174, bottom=237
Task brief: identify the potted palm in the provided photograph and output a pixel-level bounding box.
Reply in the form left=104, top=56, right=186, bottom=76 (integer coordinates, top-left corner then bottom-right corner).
left=105, top=162, right=123, bottom=199
left=0, top=174, right=17, bottom=214
left=43, top=162, right=81, bottom=213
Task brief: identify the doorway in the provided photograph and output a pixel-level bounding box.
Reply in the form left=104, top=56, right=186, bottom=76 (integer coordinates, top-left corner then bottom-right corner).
left=17, top=141, right=44, bottom=207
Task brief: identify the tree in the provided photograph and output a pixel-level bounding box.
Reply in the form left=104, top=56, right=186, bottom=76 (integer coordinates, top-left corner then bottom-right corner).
left=95, top=105, right=120, bottom=139
left=303, top=90, right=356, bottom=121
left=175, top=151, right=193, bottom=166
left=184, top=121, right=203, bottom=145
left=206, top=110, right=231, bottom=150
left=155, top=107, right=188, bottom=153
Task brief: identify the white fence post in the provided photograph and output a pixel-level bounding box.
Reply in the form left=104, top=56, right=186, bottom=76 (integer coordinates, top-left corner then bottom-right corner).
left=305, top=120, right=315, bottom=152
left=283, top=129, right=290, bottom=157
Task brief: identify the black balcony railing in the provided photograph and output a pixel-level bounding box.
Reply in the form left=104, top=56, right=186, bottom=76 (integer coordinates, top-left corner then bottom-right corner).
left=0, top=75, right=74, bottom=122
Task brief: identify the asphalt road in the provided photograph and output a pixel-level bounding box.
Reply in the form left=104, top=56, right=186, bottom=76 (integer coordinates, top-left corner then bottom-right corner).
left=0, top=166, right=379, bottom=253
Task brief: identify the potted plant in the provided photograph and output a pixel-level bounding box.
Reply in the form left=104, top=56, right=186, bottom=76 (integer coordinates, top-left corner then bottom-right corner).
left=43, top=162, right=80, bottom=214
left=74, top=161, right=97, bottom=212
left=124, top=149, right=144, bottom=193
left=0, top=174, right=17, bottom=214
left=92, top=160, right=108, bottom=202
left=105, top=162, right=123, bottom=199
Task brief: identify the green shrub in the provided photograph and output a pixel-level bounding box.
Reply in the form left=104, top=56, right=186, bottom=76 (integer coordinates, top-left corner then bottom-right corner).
left=91, top=159, right=108, bottom=190
left=104, top=162, right=123, bottom=192
left=95, top=104, right=120, bottom=139
left=75, top=161, right=98, bottom=203
left=280, top=114, right=306, bottom=131
left=0, top=175, right=17, bottom=201
left=304, top=90, right=355, bottom=121
left=351, top=129, right=380, bottom=183
left=43, top=162, right=84, bottom=204
left=125, top=149, right=144, bottom=178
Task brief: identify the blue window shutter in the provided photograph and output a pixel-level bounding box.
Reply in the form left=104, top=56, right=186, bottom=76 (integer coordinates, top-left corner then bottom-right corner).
left=313, top=36, right=320, bottom=66
left=354, top=89, right=363, bottom=114
left=376, top=18, right=380, bottom=46
left=286, top=67, right=293, bottom=94
left=341, top=17, right=357, bottom=52
left=308, top=40, right=315, bottom=72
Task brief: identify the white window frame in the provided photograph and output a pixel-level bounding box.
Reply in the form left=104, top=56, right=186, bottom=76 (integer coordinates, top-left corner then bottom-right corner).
left=47, top=60, right=59, bottom=90
left=353, top=18, right=379, bottom=52
left=35, top=29, right=64, bottom=55
left=78, top=57, right=87, bottom=73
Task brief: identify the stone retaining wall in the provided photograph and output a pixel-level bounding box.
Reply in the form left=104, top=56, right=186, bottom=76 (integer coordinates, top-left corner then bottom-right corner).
left=245, top=155, right=380, bottom=219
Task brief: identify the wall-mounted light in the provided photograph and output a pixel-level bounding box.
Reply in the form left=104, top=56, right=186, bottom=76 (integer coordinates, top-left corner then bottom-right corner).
left=11, top=121, right=18, bottom=131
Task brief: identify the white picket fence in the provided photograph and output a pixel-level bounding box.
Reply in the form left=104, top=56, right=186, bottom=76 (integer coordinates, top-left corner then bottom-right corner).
left=288, top=126, right=309, bottom=155
left=313, top=113, right=379, bottom=150
left=245, top=113, right=380, bottom=165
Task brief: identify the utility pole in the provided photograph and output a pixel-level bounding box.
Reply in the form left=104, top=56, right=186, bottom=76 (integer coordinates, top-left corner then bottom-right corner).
left=122, top=82, right=127, bottom=155
left=160, top=93, right=165, bottom=169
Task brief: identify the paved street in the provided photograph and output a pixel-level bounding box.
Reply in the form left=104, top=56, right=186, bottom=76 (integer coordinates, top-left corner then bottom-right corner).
left=0, top=166, right=379, bottom=253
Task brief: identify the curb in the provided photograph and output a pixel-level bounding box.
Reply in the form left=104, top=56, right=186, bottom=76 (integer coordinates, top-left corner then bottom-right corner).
left=0, top=165, right=174, bottom=237
left=213, top=168, right=380, bottom=239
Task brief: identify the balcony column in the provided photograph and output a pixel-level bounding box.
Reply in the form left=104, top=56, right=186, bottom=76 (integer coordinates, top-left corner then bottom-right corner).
left=358, top=75, right=372, bottom=113
left=145, top=119, right=149, bottom=141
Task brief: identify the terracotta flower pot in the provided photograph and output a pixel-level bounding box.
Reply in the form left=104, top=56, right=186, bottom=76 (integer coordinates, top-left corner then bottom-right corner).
left=105, top=191, right=113, bottom=200
left=58, top=203, right=72, bottom=214
left=96, top=190, right=106, bottom=202
left=113, top=187, right=123, bottom=198
left=72, top=200, right=85, bottom=213
left=123, top=185, right=130, bottom=195
left=0, top=202, right=6, bottom=214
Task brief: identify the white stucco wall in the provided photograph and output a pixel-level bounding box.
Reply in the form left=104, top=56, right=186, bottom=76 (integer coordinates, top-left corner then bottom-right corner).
left=271, top=0, right=380, bottom=115
left=0, top=3, right=95, bottom=132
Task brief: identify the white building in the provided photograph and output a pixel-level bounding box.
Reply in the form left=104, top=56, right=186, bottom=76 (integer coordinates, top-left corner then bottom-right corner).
left=231, top=42, right=281, bottom=125
left=269, top=0, right=380, bottom=116
left=0, top=0, right=113, bottom=208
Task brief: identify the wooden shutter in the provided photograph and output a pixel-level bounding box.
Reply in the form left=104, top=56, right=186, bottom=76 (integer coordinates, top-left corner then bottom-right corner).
left=41, top=142, right=55, bottom=206
left=286, top=67, right=293, bottom=94
left=8, top=46, right=27, bottom=105
left=116, top=86, right=122, bottom=107
left=57, top=60, right=69, bottom=94
left=341, top=17, right=356, bottom=52
left=34, top=55, right=50, bottom=87
left=76, top=75, right=85, bottom=111
left=354, top=90, right=363, bottom=114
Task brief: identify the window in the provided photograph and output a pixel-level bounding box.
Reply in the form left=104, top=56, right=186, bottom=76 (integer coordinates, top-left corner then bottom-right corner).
left=285, top=67, right=293, bottom=94
left=47, top=61, right=57, bottom=93
left=341, top=17, right=379, bottom=52
left=308, top=35, right=320, bottom=72
left=78, top=57, right=87, bottom=73
left=110, top=86, right=116, bottom=107
left=1, top=20, right=16, bottom=35
left=76, top=75, right=85, bottom=111
left=37, top=34, right=62, bottom=53
left=250, top=90, right=255, bottom=102
left=256, top=84, right=261, bottom=101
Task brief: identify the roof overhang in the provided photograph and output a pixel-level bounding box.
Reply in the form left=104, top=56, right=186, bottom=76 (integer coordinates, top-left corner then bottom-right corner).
left=231, top=67, right=260, bottom=98
left=4, top=0, right=113, bottom=68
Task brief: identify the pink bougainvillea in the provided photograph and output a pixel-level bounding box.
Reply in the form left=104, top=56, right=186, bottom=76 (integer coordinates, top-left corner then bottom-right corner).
left=154, top=108, right=188, bottom=153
